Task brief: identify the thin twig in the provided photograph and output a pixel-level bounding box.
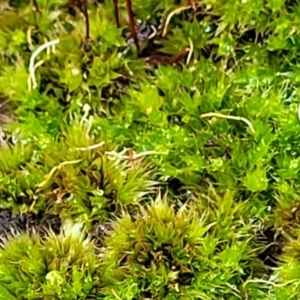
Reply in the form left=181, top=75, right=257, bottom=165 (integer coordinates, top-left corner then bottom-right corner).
left=111, top=289, right=122, bottom=300
left=82, top=0, right=90, bottom=39
left=243, top=278, right=296, bottom=288
left=106, top=149, right=168, bottom=160
left=28, top=60, right=45, bottom=90
left=34, top=60, right=45, bottom=71
left=85, top=116, right=93, bottom=140
left=106, top=148, right=133, bottom=159
left=44, top=38, right=51, bottom=55
left=187, top=0, right=198, bottom=11
left=36, top=159, right=82, bottom=189
left=148, top=25, right=157, bottom=40
left=80, top=103, right=91, bottom=127
left=112, top=0, right=120, bottom=28
left=146, top=48, right=189, bottom=66
left=28, top=39, right=60, bottom=90
left=32, top=0, right=40, bottom=13
left=162, top=6, right=191, bottom=37
left=169, top=48, right=190, bottom=64
left=36, top=147, right=165, bottom=191
left=186, top=37, right=194, bottom=65
left=125, top=0, right=140, bottom=56
left=73, top=141, right=105, bottom=151
left=200, top=112, right=255, bottom=133
left=128, top=149, right=135, bottom=169
left=26, top=26, right=35, bottom=49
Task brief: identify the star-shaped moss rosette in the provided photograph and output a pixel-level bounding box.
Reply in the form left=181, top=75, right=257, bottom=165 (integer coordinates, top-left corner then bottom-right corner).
left=101, top=196, right=259, bottom=299
left=0, top=221, right=99, bottom=299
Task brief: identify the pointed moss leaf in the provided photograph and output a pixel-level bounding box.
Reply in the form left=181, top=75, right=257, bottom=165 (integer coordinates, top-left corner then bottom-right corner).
left=243, top=167, right=268, bottom=192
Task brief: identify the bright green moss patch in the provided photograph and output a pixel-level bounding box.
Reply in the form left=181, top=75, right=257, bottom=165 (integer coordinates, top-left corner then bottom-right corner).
left=101, top=197, right=258, bottom=299
left=0, top=222, right=99, bottom=299
left=1, top=0, right=300, bottom=299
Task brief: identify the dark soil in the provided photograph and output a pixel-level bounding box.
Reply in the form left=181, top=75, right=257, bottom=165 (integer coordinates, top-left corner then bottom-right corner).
left=258, top=227, right=285, bottom=270
left=0, top=209, right=61, bottom=240
left=0, top=208, right=115, bottom=249
left=90, top=220, right=113, bottom=248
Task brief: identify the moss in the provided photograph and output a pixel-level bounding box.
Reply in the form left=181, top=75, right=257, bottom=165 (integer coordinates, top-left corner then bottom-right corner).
left=0, top=0, right=300, bottom=298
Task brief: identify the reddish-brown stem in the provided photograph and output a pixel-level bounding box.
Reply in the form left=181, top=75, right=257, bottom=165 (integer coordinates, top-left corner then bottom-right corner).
left=128, top=149, right=135, bottom=169
left=125, top=0, right=140, bottom=57
left=112, top=0, right=120, bottom=28
left=32, top=0, right=40, bottom=13
left=187, top=0, right=197, bottom=8
left=169, top=48, right=189, bottom=64
left=69, top=0, right=76, bottom=7
left=147, top=48, right=189, bottom=67
left=82, top=0, right=90, bottom=39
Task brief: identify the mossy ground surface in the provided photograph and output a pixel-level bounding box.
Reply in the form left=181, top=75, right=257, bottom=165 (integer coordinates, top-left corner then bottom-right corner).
left=1, top=0, right=300, bottom=299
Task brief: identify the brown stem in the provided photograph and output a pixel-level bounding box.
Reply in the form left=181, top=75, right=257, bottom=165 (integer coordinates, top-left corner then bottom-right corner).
left=125, top=0, right=140, bottom=57
left=32, top=0, right=40, bottom=13
left=112, top=0, right=120, bottom=28
left=82, top=0, right=90, bottom=40
left=169, top=48, right=189, bottom=64
left=69, top=0, right=76, bottom=7
left=187, top=0, right=197, bottom=10
left=147, top=48, right=189, bottom=67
